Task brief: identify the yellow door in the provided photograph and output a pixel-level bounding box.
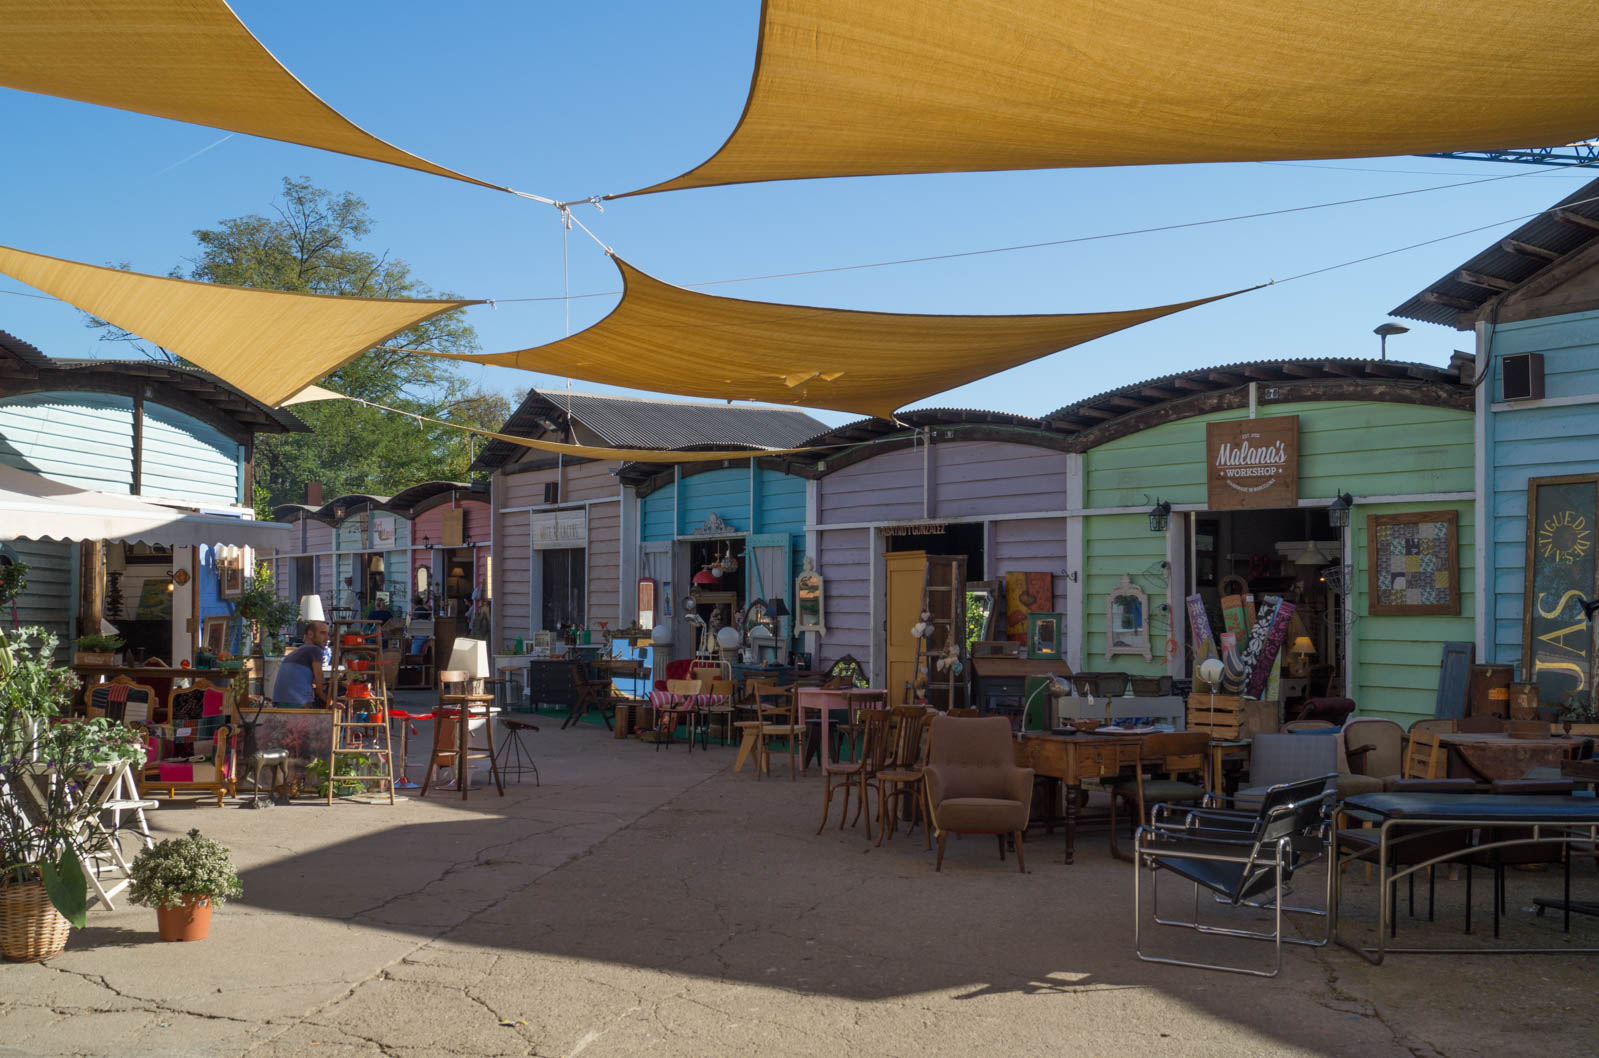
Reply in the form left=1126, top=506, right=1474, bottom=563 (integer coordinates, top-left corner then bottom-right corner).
left=885, top=550, right=928, bottom=704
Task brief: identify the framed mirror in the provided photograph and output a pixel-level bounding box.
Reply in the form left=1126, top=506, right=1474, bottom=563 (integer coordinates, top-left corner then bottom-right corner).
left=795, top=556, right=825, bottom=635
left=964, top=578, right=1002, bottom=652
left=1106, top=573, right=1151, bottom=662
left=1026, top=612, right=1062, bottom=660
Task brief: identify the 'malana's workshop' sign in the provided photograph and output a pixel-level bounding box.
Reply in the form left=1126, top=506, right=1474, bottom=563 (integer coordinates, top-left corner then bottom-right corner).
left=1206, top=416, right=1299, bottom=510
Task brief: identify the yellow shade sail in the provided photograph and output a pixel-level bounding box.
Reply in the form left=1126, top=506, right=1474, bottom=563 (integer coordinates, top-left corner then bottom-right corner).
left=0, top=244, right=477, bottom=408
left=1, top=0, right=506, bottom=192
left=429, top=257, right=1244, bottom=418
left=621, top=0, right=1599, bottom=196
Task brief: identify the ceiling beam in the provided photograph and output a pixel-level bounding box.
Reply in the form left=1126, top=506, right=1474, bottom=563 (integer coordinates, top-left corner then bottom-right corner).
left=1500, top=237, right=1561, bottom=262
left=1555, top=209, right=1599, bottom=233
left=1458, top=269, right=1516, bottom=292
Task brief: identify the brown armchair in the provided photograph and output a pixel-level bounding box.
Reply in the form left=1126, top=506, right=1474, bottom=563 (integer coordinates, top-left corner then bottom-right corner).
left=922, top=715, right=1034, bottom=872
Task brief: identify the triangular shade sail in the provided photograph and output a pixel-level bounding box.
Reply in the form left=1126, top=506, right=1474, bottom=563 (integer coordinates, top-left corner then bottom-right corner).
left=430, top=258, right=1243, bottom=418
left=1, top=0, right=504, bottom=192
left=0, top=463, right=289, bottom=549
left=621, top=0, right=1599, bottom=196
left=0, top=245, right=477, bottom=408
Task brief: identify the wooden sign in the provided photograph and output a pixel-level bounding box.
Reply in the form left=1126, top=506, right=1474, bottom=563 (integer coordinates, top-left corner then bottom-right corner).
left=1205, top=416, right=1298, bottom=510
left=1522, top=474, right=1599, bottom=706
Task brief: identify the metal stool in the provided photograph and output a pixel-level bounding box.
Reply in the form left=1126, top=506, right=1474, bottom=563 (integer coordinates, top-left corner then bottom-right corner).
left=497, top=716, right=540, bottom=785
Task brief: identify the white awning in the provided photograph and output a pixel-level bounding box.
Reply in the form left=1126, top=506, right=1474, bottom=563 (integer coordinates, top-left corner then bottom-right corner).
left=0, top=464, right=289, bottom=550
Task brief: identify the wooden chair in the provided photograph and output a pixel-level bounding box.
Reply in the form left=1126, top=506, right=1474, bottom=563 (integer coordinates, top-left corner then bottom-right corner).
left=86, top=675, right=157, bottom=725
left=562, top=662, right=616, bottom=730
left=1402, top=730, right=1446, bottom=779
left=139, top=679, right=236, bottom=807
left=421, top=669, right=504, bottom=799
left=872, top=706, right=933, bottom=847
left=753, top=686, right=803, bottom=780
left=659, top=678, right=708, bottom=751
left=817, top=705, right=892, bottom=836
left=1126, top=731, right=1211, bottom=828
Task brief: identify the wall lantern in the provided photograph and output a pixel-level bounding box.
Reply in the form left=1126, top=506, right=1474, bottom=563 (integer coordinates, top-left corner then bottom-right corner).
left=1147, top=499, right=1172, bottom=533
left=1327, top=491, right=1354, bottom=529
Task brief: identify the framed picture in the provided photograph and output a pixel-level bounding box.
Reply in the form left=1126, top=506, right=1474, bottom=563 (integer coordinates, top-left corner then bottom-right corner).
left=201, top=616, right=229, bottom=656
left=1367, top=510, right=1459, bottom=617
left=1026, top=611, right=1063, bottom=660
left=219, top=556, right=244, bottom=599
left=637, top=577, right=657, bottom=629
left=795, top=556, right=825, bottom=634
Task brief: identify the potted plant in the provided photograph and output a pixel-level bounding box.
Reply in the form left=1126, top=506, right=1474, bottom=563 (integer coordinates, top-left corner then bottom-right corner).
left=127, top=829, right=243, bottom=942
left=1, top=628, right=141, bottom=961
left=231, top=562, right=299, bottom=658
left=1560, top=692, right=1597, bottom=736
left=73, top=633, right=124, bottom=667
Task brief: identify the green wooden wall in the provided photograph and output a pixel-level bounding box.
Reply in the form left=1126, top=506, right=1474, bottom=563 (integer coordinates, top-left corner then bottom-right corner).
left=1081, top=399, right=1474, bottom=719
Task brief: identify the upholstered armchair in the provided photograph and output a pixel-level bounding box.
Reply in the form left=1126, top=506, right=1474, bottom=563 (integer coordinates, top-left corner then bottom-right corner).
left=922, top=715, right=1034, bottom=872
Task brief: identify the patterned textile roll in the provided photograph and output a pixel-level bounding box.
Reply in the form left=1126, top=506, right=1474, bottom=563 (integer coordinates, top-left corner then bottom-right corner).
left=1243, top=596, right=1297, bottom=700
left=1186, top=594, right=1217, bottom=665
left=1219, top=632, right=1247, bottom=694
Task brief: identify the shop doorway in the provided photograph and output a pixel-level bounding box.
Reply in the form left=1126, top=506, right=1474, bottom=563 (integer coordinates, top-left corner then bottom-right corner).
left=1187, top=507, right=1345, bottom=708
left=884, top=522, right=984, bottom=580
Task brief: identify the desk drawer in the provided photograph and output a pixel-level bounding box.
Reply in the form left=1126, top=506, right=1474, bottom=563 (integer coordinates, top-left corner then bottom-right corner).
left=1076, top=745, right=1118, bottom=776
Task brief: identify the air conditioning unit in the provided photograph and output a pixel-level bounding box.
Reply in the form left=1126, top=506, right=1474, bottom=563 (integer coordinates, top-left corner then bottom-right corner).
left=543, top=482, right=559, bottom=504
left=1502, top=353, right=1544, bottom=401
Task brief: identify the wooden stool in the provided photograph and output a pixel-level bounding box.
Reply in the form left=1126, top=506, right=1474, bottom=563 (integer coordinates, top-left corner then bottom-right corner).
left=420, top=697, right=504, bottom=799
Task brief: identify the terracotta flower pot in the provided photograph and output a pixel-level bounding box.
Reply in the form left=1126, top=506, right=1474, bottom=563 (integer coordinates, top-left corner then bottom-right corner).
left=156, top=897, right=213, bottom=942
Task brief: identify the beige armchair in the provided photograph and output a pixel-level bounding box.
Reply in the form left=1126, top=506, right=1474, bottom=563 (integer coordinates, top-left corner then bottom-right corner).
left=922, top=715, right=1034, bottom=873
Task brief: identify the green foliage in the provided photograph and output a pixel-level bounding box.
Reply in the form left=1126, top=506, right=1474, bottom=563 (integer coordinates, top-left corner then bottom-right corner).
left=305, top=753, right=376, bottom=798
left=84, top=176, right=515, bottom=508
left=74, top=634, right=124, bottom=653
left=232, top=562, right=300, bottom=651
left=1562, top=692, right=1596, bottom=723
left=0, top=559, right=28, bottom=609
left=128, top=829, right=243, bottom=911
left=0, top=628, right=141, bottom=923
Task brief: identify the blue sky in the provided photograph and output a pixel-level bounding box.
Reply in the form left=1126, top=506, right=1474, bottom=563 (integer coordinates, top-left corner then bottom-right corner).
left=0, top=0, right=1591, bottom=429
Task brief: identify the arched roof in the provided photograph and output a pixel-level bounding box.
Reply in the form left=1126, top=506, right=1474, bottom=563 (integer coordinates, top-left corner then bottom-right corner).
left=272, top=482, right=487, bottom=526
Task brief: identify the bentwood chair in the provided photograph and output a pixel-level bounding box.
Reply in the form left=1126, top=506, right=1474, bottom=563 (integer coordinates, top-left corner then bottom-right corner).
left=817, top=705, right=892, bottom=836
left=872, top=706, right=933, bottom=847
left=421, top=669, right=504, bottom=799
left=1135, top=774, right=1335, bottom=977
left=753, top=688, right=803, bottom=780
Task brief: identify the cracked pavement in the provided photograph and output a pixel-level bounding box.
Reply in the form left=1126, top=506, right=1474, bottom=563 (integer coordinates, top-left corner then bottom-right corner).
left=3, top=700, right=1597, bottom=1058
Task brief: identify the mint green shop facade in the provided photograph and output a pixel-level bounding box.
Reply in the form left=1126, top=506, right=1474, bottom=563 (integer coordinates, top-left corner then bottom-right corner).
left=1054, top=360, right=1475, bottom=726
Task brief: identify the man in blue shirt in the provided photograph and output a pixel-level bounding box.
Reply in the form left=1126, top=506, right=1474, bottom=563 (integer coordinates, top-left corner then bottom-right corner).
left=272, top=620, right=331, bottom=706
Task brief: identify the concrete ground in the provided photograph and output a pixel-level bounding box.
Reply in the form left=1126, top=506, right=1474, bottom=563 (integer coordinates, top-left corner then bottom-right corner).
left=3, top=695, right=1597, bottom=1058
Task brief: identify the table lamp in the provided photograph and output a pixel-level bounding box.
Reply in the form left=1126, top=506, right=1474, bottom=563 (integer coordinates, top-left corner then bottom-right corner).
left=447, top=637, right=491, bottom=693
left=1288, top=636, right=1316, bottom=678
left=299, top=594, right=326, bottom=624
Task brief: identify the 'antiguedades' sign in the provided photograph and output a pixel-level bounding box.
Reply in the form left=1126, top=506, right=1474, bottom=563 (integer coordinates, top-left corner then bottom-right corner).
left=1523, top=475, right=1599, bottom=704
left=1205, top=416, right=1299, bottom=510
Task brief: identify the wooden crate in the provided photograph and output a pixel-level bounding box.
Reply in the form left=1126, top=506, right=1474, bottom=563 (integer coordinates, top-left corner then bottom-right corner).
left=1188, top=693, right=1246, bottom=739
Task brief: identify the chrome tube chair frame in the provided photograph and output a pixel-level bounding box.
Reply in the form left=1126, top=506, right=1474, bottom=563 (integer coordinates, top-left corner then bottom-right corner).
left=1134, top=774, right=1336, bottom=977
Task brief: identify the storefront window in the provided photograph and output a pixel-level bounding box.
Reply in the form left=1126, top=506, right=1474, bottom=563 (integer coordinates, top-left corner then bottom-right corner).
left=541, top=548, right=586, bottom=631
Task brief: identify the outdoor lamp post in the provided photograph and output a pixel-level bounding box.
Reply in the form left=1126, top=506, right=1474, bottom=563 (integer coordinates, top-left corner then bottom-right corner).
left=1373, top=322, right=1409, bottom=361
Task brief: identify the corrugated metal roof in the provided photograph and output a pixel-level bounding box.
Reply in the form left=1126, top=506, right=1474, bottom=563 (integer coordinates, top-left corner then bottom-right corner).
left=0, top=329, right=53, bottom=370
left=1391, top=175, right=1599, bottom=328
left=1042, top=357, right=1463, bottom=426
left=473, top=389, right=828, bottom=470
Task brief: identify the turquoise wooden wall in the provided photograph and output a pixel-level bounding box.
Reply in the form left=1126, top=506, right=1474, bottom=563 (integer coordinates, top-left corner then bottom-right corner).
left=141, top=403, right=242, bottom=506
left=1481, top=308, right=1599, bottom=675
left=1083, top=399, right=1474, bottom=719
left=0, top=393, right=135, bottom=492
left=638, top=465, right=807, bottom=540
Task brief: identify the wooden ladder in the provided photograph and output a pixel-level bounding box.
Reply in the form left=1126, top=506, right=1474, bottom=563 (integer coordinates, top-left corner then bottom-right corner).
left=327, top=620, right=397, bottom=805
left=911, top=556, right=964, bottom=709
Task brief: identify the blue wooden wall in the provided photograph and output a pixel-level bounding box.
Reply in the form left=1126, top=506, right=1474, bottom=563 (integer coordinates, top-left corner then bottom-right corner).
left=1482, top=309, right=1599, bottom=674
left=638, top=465, right=807, bottom=540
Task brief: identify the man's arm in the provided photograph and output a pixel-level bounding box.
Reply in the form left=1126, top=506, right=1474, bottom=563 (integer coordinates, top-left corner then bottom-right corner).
left=310, top=659, right=331, bottom=706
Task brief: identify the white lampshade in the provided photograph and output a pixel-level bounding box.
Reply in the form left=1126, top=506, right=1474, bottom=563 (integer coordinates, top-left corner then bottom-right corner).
left=651, top=623, right=675, bottom=645
left=299, top=595, right=326, bottom=623
left=749, top=625, right=774, bottom=640
left=447, top=637, right=490, bottom=679
left=715, top=626, right=743, bottom=650
left=99, top=618, right=120, bottom=637
left=1198, top=658, right=1225, bottom=688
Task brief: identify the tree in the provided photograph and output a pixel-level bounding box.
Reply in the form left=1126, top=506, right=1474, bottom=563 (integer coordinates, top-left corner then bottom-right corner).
left=87, top=177, right=510, bottom=508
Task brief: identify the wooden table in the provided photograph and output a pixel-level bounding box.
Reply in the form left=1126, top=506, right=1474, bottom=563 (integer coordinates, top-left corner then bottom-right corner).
left=1439, top=731, right=1576, bottom=782
left=1015, top=731, right=1142, bottom=864
left=796, top=687, right=887, bottom=773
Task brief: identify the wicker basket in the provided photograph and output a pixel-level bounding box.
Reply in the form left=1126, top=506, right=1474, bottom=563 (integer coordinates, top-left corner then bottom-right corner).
left=0, top=882, right=71, bottom=962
